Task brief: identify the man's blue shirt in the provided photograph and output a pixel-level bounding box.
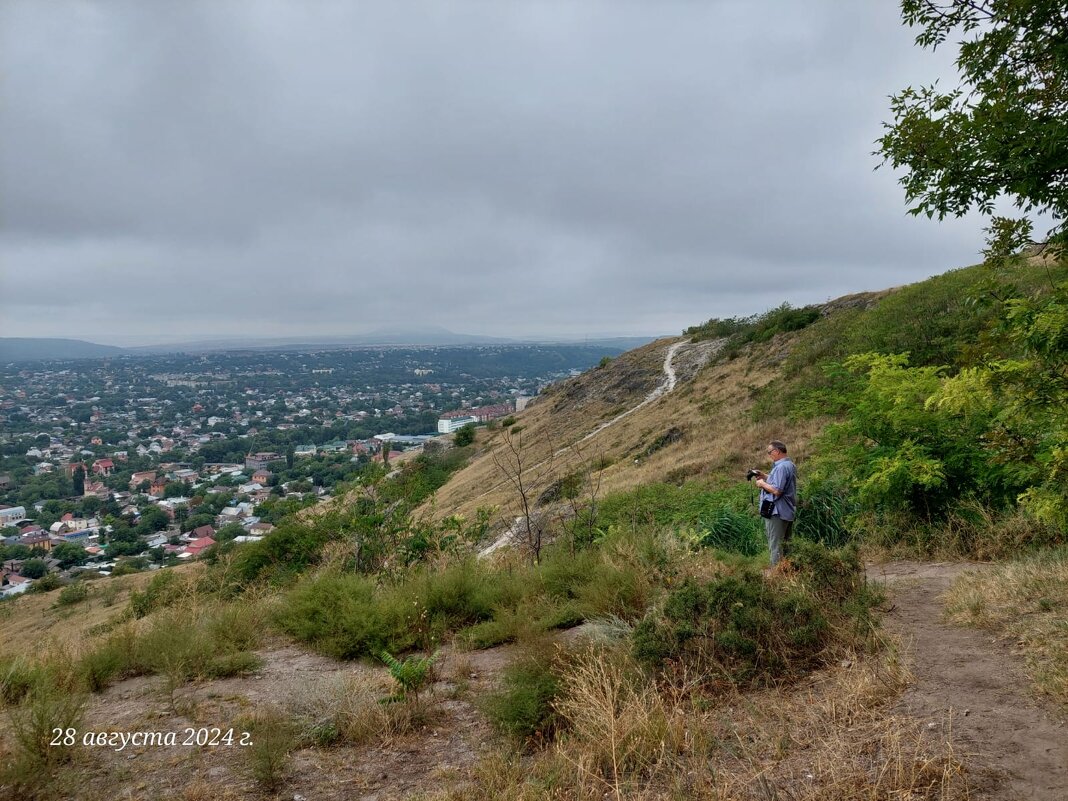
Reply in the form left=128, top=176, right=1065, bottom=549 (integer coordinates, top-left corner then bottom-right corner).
left=760, top=457, right=796, bottom=521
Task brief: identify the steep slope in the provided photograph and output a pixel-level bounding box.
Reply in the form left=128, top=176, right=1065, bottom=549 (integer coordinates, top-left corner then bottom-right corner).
left=427, top=329, right=825, bottom=525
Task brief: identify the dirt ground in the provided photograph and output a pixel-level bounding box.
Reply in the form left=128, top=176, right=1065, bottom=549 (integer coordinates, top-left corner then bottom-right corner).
left=35, top=639, right=510, bottom=801
left=870, top=561, right=1068, bottom=801
left=7, top=560, right=1068, bottom=800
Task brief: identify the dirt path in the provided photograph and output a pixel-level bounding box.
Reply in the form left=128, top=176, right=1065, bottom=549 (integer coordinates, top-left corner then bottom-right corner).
left=558, top=337, right=689, bottom=454
left=870, top=561, right=1068, bottom=800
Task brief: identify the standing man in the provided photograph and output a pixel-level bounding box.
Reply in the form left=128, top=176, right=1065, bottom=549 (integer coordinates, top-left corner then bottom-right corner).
left=752, top=440, right=796, bottom=568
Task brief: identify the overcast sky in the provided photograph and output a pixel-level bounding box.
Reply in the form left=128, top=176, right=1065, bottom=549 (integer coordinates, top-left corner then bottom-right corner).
left=1, top=1, right=985, bottom=346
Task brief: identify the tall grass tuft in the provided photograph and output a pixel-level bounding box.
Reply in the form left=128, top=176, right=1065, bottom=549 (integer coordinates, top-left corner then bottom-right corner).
left=554, top=646, right=684, bottom=796
left=1, top=680, right=88, bottom=798
left=482, top=643, right=562, bottom=743
left=242, top=707, right=298, bottom=791
left=697, top=506, right=763, bottom=555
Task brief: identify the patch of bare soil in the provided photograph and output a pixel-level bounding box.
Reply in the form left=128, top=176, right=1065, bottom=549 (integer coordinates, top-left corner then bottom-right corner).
left=870, top=561, right=1068, bottom=801
left=290, top=644, right=513, bottom=801
left=57, top=641, right=509, bottom=801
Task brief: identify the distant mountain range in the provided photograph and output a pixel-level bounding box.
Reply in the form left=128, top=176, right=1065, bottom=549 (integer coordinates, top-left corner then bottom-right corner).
left=0, top=338, right=127, bottom=362
left=0, top=330, right=660, bottom=362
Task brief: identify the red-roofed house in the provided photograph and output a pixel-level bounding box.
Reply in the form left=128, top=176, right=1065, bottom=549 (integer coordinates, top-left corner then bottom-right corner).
left=84, top=480, right=109, bottom=500
left=130, top=471, right=157, bottom=490
left=92, top=458, right=115, bottom=476
left=189, top=524, right=215, bottom=540
left=180, top=537, right=216, bottom=558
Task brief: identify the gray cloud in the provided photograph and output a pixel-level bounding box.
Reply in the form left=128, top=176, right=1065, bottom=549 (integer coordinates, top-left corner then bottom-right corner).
left=1, top=0, right=984, bottom=344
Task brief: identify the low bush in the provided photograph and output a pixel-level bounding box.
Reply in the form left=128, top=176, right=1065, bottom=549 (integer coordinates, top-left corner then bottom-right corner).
left=788, top=539, right=863, bottom=601
left=225, top=515, right=340, bottom=588
left=632, top=542, right=872, bottom=688
left=278, top=528, right=669, bottom=660
left=482, top=646, right=562, bottom=742
left=276, top=560, right=509, bottom=659
left=28, top=574, right=62, bottom=594
left=55, top=581, right=89, bottom=607
left=685, top=303, right=820, bottom=347
left=0, top=656, right=48, bottom=707
left=632, top=571, right=828, bottom=686
left=128, top=569, right=188, bottom=618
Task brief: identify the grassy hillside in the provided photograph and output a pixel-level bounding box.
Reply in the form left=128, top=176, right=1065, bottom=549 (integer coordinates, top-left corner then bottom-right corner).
left=424, top=257, right=1065, bottom=560
left=2, top=255, right=1066, bottom=800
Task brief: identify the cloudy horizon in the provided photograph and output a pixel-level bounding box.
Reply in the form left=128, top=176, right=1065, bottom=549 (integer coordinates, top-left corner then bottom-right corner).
left=1, top=1, right=987, bottom=347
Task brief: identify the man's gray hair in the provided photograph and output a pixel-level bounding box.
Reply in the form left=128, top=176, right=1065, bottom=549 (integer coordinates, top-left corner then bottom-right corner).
left=769, top=440, right=788, bottom=454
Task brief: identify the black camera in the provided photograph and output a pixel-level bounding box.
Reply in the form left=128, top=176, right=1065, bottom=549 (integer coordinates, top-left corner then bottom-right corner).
left=745, top=468, right=761, bottom=481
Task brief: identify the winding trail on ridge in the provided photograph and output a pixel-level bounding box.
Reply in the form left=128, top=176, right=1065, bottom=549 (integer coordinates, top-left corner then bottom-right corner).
left=553, top=337, right=688, bottom=456
left=483, top=338, right=689, bottom=489
left=871, top=561, right=1068, bottom=800
left=474, top=338, right=689, bottom=556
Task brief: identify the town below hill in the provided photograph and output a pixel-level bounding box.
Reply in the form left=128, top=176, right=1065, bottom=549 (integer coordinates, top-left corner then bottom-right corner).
left=0, top=344, right=626, bottom=594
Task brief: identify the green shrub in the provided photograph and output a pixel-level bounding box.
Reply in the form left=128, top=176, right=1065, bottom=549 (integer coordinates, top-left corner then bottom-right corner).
left=204, top=651, right=263, bottom=679
left=275, top=572, right=392, bottom=659
left=483, top=649, right=561, bottom=742
left=128, top=570, right=186, bottom=618
left=454, top=424, right=477, bottom=447
left=226, top=515, right=340, bottom=588
left=632, top=571, right=829, bottom=686
left=28, top=574, right=62, bottom=593
left=277, top=560, right=512, bottom=659
left=0, top=656, right=47, bottom=707
left=685, top=303, right=821, bottom=347
left=55, top=582, right=89, bottom=607
left=78, top=638, right=131, bottom=692
left=573, top=557, right=653, bottom=621
left=788, top=539, right=863, bottom=601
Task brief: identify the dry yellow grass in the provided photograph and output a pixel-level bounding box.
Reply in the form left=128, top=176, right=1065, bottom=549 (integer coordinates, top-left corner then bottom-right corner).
left=943, top=549, right=1068, bottom=705
left=423, top=333, right=823, bottom=531
left=0, top=563, right=202, bottom=658
left=420, top=640, right=975, bottom=801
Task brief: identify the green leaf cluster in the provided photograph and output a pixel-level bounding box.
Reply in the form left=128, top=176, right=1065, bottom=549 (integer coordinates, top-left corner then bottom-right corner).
left=880, top=1, right=1068, bottom=252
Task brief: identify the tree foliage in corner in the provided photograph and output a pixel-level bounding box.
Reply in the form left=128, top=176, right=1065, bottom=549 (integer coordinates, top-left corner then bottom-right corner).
left=879, top=0, right=1068, bottom=255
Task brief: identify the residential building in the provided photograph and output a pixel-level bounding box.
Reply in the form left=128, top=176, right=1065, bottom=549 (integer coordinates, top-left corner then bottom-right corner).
left=130, top=471, right=157, bottom=490
left=245, top=452, right=284, bottom=470
left=437, top=415, right=479, bottom=434
left=0, top=505, right=27, bottom=527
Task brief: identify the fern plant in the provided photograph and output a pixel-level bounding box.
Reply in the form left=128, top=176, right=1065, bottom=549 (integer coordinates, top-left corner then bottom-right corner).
left=379, top=650, right=436, bottom=704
